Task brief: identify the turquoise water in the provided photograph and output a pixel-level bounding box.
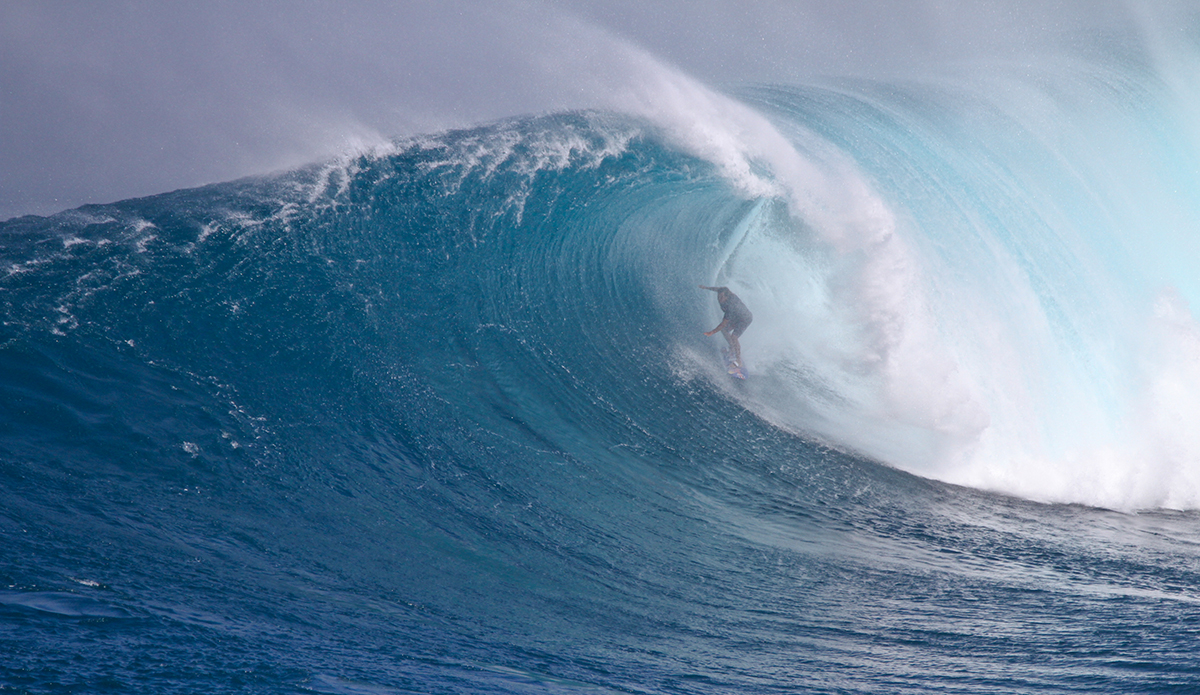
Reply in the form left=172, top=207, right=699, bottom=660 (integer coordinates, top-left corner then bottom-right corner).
left=6, top=55, right=1200, bottom=692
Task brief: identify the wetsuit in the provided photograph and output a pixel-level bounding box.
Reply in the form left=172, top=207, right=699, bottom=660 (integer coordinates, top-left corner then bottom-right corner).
left=718, top=290, right=753, bottom=337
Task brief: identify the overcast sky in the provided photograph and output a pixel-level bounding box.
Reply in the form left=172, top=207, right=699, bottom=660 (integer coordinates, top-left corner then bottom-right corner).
left=0, top=0, right=1168, bottom=220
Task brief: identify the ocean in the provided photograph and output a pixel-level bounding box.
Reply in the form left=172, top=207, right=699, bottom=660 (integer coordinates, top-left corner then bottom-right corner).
left=6, top=35, right=1200, bottom=694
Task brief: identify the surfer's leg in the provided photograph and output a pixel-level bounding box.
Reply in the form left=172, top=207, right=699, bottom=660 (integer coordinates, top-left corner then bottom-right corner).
left=724, top=330, right=741, bottom=367
left=728, top=322, right=748, bottom=367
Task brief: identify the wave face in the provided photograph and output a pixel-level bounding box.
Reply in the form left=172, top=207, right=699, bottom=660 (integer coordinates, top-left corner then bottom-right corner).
left=7, top=67, right=1200, bottom=691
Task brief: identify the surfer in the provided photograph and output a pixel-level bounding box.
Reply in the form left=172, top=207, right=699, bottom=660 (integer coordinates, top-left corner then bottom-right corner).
left=700, top=285, right=752, bottom=367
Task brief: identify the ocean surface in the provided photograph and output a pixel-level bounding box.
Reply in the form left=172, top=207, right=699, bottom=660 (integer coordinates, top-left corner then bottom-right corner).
left=8, top=35, right=1200, bottom=694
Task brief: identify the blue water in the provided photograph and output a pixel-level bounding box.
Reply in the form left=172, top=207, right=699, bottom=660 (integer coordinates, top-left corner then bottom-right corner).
left=7, top=52, right=1200, bottom=693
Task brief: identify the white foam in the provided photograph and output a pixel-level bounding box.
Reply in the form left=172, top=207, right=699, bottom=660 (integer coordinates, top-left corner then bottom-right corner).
left=571, top=29, right=1200, bottom=510
left=579, top=35, right=999, bottom=483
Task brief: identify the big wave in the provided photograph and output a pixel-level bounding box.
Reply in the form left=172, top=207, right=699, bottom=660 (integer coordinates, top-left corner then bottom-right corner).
left=8, top=57, right=1200, bottom=514
left=11, top=29, right=1200, bottom=694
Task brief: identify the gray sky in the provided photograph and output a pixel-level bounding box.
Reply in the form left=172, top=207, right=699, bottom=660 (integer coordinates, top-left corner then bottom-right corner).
left=0, top=0, right=1157, bottom=220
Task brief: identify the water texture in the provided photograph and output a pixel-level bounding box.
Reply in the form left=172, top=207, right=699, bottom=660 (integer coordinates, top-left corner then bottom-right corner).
left=6, top=40, right=1200, bottom=694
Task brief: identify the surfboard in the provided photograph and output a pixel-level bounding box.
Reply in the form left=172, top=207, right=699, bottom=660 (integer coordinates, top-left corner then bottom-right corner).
left=722, top=349, right=747, bottom=380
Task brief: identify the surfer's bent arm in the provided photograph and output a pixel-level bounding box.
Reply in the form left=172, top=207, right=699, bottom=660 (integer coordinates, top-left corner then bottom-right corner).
left=705, top=317, right=729, bottom=336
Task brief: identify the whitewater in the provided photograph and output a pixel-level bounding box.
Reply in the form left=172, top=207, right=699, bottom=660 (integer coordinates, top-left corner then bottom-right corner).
left=7, top=6, right=1200, bottom=695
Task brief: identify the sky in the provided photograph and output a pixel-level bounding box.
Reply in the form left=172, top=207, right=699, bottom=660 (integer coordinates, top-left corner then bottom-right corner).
left=0, top=0, right=1154, bottom=220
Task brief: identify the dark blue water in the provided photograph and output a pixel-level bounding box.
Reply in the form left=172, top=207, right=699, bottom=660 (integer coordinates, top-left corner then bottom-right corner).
left=6, top=76, right=1200, bottom=694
